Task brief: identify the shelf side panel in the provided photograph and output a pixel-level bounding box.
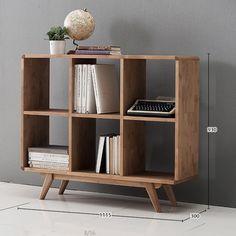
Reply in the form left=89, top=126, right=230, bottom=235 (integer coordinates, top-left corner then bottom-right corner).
left=22, top=58, right=49, bottom=110
left=175, top=60, right=199, bottom=181
left=121, top=59, right=146, bottom=115
left=21, top=116, right=49, bottom=168
left=70, top=118, right=96, bottom=171
left=122, top=120, right=145, bottom=175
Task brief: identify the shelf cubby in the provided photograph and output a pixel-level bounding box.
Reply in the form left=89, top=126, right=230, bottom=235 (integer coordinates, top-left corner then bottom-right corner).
left=21, top=54, right=199, bottom=212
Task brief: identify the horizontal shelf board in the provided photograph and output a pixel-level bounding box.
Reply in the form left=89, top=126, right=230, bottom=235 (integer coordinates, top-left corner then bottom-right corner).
left=72, top=113, right=120, bottom=120
left=23, top=54, right=199, bottom=61
left=24, top=109, right=69, bottom=117
left=123, top=115, right=175, bottom=123
left=24, top=168, right=175, bottom=184
left=23, top=54, right=121, bottom=60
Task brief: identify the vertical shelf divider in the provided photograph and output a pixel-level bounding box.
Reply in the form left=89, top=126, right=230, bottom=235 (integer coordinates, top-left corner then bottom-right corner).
left=121, top=59, right=146, bottom=176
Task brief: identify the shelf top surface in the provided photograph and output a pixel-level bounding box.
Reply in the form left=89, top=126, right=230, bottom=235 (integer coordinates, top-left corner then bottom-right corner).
left=23, top=54, right=199, bottom=61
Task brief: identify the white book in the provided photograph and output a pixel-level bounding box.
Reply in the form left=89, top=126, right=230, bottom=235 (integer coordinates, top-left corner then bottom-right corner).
left=30, top=164, right=69, bottom=171
left=109, top=137, right=113, bottom=175
left=91, top=64, right=119, bottom=114
left=117, top=135, right=120, bottom=175
left=82, top=64, right=88, bottom=113
left=106, top=136, right=110, bottom=174
left=28, top=160, right=68, bottom=167
left=113, top=136, right=118, bottom=175
left=74, top=65, right=78, bottom=111
left=95, top=136, right=106, bottom=173
left=76, top=65, right=83, bottom=113
left=28, top=152, right=69, bottom=163
left=86, top=64, right=96, bottom=113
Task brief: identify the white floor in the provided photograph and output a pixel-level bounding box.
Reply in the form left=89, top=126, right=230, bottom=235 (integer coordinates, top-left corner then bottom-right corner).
left=0, top=182, right=235, bottom=236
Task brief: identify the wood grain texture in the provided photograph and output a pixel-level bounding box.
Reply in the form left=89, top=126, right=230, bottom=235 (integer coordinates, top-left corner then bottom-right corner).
left=72, top=113, right=120, bottom=119
left=21, top=115, right=49, bottom=168
left=24, top=109, right=68, bottom=117
left=163, top=185, right=177, bottom=207
left=123, top=115, right=175, bottom=123
left=70, top=118, right=96, bottom=171
left=58, top=180, right=69, bottom=195
left=22, top=58, right=49, bottom=110
left=24, top=168, right=175, bottom=184
left=23, top=54, right=199, bottom=61
left=175, top=60, right=199, bottom=181
left=121, top=59, right=146, bottom=115
left=122, top=120, right=145, bottom=175
left=40, top=174, right=54, bottom=200
left=145, top=183, right=161, bottom=212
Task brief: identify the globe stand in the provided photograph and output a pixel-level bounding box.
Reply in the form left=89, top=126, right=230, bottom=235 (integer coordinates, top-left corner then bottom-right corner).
left=67, top=40, right=80, bottom=54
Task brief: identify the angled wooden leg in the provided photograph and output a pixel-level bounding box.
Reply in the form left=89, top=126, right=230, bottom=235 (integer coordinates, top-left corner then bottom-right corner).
left=145, top=183, right=161, bottom=212
left=163, top=185, right=177, bottom=207
left=40, top=174, right=53, bottom=200
left=59, top=180, right=69, bottom=195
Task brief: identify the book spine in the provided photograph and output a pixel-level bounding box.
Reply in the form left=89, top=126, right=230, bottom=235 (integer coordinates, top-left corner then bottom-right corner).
left=117, top=135, right=120, bottom=175
left=28, top=152, right=69, bottom=163
left=74, top=65, right=78, bottom=111
left=30, top=164, right=69, bottom=171
left=95, top=136, right=105, bottom=173
left=77, top=65, right=82, bottom=113
left=28, top=160, right=68, bottom=167
left=91, top=66, right=101, bottom=114
left=77, top=46, right=120, bottom=51
left=86, top=65, right=96, bottom=114
left=28, top=148, right=68, bottom=155
left=106, top=136, right=110, bottom=174
left=82, top=65, right=86, bottom=113
left=75, top=50, right=111, bottom=55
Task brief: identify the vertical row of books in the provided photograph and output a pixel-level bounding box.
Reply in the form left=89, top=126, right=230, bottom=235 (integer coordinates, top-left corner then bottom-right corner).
left=74, top=64, right=119, bottom=114
left=28, top=145, right=69, bottom=171
left=95, top=134, right=120, bottom=175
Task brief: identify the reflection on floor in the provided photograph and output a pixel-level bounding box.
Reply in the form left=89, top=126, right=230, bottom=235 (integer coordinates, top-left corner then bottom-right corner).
left=0, top=182, right=235, bottom=236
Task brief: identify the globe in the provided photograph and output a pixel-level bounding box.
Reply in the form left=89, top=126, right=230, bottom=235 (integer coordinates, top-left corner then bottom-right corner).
left=64, top=9, right=95, bottom=41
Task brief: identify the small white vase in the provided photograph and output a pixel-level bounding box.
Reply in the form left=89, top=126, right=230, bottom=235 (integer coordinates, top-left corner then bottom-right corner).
left=49, top=40, right=65, bottom=54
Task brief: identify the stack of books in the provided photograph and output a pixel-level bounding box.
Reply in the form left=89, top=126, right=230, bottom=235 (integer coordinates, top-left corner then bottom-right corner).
left=96, top=134, right=120, bottom=175
left=74, top=64, right=119, bottom=114
left=28, top=145, right=69, bottom=171
left=69, top=46, right=121, bottom=55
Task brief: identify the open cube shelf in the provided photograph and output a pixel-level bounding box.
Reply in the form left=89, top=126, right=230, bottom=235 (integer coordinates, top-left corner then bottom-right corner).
left=21, top=54, right=199, bottom=212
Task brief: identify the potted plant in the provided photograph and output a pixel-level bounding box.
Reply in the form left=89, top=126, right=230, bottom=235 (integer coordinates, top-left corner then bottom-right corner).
left=46, top=26, right=69, bottom=54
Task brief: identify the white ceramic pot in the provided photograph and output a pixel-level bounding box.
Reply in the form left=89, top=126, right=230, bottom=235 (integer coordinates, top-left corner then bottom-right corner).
left=49, top=40, right=65, bottom=54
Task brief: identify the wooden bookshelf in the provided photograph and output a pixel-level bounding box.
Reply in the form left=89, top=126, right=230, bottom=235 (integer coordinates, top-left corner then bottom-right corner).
left=21, top=54, right=199, bottom=212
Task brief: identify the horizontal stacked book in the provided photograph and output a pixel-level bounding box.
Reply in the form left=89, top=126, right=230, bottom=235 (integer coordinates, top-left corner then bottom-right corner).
left=74, top=64, right=119, bottom=114
left=68, top=45, right=121, bottom=55
left=28, top=145, right=69, bottom=171
left=96, top=134, right=120, bottom=175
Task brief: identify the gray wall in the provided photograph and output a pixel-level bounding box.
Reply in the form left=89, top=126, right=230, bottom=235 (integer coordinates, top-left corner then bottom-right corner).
left=0, top=0, right=235, bottom=208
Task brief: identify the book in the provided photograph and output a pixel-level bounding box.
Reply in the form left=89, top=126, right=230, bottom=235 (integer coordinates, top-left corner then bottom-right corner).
left=86, top=65, right=96, bottom=113
left=82, top=64, right=88, bottom=113
left=113, top=136, right=118, bottom=175
left=74, top=66, right=78, bottom=111
left=109, top=137, right=114, bottom=175
left=29, top=163, right=69, bottom=171
left=76, top=45, right=120, bottom=51
left=28, top=145, right=68, bottom=155
left=95, top=136, right=106, bottom=173
left=28, top=160, right=68, bottom=167
left=28, top=152, right=69, bottom=163
left=117, top=135, right=120, bottom=175
left=106, top=136, right=110, bottom=174
left=91, top=64, right=119, bottom=114
left=76, top=65, right=83, bottom=113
